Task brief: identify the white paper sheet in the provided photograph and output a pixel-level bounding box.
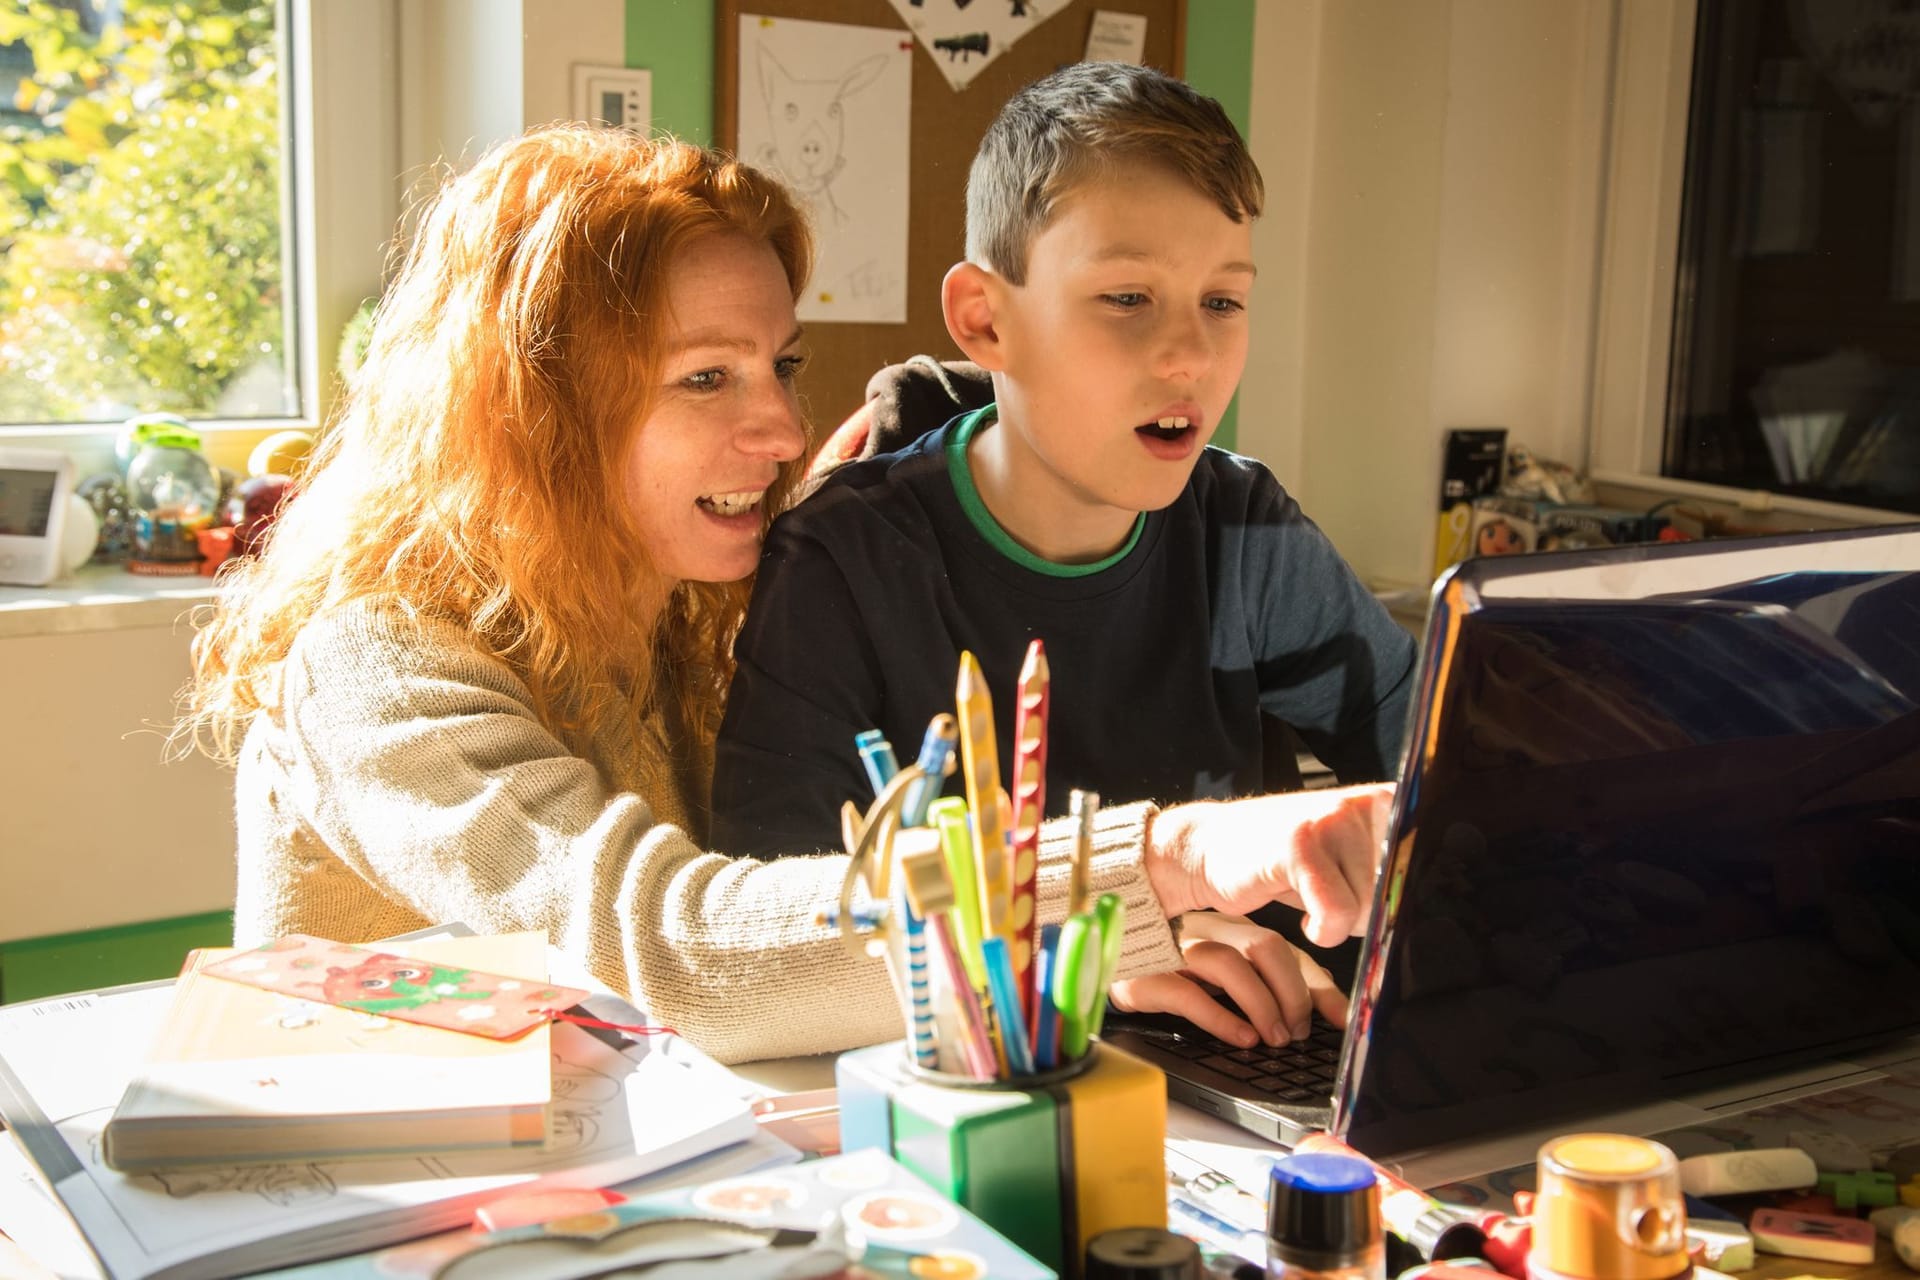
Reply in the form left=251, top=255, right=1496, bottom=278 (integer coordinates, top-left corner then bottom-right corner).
left=738, top=15, right=913, bottom=324
left=886, top=0, right=1063, bottom=92
left=1084, top=10, right=1148, bottom=64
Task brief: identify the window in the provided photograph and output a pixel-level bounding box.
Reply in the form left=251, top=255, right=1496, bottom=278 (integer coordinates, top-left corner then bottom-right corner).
left=1589, top=0, right=1919, bottom=524
left=0, top=0, right=298, bottom=429
left=1666, top=0, right=1920, bottom=516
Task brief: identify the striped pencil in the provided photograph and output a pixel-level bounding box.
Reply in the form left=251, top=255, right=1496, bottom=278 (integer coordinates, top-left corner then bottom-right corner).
left=954, top=651, right=1011, bottom=954
left=902, top=886, right=937, bottom=1069
left=1008, top=639, right=1048, bottom=1033
left=901, top=848, right=996, bottom=1079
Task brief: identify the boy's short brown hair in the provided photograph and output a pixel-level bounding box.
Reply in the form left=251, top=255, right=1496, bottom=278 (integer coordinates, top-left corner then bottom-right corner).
left=966, top=61, right=1264, bottom=284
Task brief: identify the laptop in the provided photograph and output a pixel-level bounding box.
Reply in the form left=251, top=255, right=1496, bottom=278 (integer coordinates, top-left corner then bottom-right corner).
left=1102, top=523, right=1920, bottom=1156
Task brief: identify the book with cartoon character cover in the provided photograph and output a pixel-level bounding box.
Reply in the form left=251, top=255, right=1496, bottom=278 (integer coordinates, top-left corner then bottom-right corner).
left=0, top=930, right=758, bottom=1280
left=100, top=933, right=558, bottom=1173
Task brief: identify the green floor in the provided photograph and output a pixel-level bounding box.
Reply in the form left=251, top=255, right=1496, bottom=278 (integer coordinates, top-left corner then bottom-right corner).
left=0, top=911, right=234, bottom=1003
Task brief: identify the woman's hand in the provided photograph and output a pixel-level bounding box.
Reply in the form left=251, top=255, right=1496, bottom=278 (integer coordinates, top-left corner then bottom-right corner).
left=1109, top=912, right=1348, bottom=1048
left=1142, top=782, right=1392, bottom=947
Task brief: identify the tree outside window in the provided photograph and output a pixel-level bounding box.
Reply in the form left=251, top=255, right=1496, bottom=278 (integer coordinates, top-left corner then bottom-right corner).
left=0, top=0, right=292, bottom=427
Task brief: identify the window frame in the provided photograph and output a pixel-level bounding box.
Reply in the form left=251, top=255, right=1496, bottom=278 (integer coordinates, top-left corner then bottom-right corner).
left=1586, top=0, right=1913, bottom=527
left=0, top=0, right=398, bottom=473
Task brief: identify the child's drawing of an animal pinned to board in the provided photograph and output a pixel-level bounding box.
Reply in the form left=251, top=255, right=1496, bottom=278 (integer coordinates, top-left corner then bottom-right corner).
left=934, top=32, right=991, bottom=62
left=755, top=45, right=889, bottom=225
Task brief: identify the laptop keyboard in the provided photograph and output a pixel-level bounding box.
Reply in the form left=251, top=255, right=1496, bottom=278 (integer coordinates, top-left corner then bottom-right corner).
left=1112, top=1016, right=1344, bottom=1104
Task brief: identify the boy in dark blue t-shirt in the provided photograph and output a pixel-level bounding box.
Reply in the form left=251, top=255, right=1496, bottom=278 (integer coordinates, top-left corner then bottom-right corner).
left=716, top=62, right=1417, bottom=1050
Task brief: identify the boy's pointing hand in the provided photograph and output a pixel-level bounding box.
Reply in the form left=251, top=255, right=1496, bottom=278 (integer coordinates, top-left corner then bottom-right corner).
left=1143, top=782, right=1392, bottom=947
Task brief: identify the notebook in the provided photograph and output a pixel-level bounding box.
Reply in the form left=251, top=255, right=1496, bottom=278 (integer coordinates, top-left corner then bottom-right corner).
left=1104, top=523, right=1920, bottom=1156
left=0, top=951, right=759, bottom=1280
left=101, top=933, right=555, bottom=1172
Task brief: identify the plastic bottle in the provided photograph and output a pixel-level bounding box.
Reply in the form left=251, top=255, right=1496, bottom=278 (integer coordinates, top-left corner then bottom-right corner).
left=1266, top=1152, right=1386, bottom=1280
left=125, top=420, right=219, bottom=569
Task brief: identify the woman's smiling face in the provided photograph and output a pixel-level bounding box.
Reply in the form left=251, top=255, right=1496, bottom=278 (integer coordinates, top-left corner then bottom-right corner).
left=625, top=233, right=809, bottom=586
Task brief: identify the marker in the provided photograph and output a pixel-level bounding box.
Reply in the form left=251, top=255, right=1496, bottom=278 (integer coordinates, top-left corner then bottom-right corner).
left=1030, top=922, right=1061, bottom=1070
left=954, top=651, right=1011, bottom=951
left=1007, top=640, right=1048, bottom=1026
left=855, top=729, right=899, bottom=799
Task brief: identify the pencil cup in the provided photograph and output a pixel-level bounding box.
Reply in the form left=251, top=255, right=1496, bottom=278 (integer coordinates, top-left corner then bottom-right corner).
left=836, top=1039, right=1168, bottom=1278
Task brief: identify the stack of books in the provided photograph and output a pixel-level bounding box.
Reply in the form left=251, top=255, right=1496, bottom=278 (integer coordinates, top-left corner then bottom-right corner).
left=0, top=930, right=765, bottom=1280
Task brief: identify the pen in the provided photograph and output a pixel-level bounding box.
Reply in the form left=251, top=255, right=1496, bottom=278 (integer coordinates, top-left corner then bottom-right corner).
left=1178, top=1167, right=1269, bottom=1234
left=1007, top=640, right=1048, bottom=1027
left=954, top=651, right=1011, bottom=953
left=814, top=904, right=888, bottom=931
left=1167, top=1190, right=1268, bottom=1269
left=903, top=713, right=959, bottom=828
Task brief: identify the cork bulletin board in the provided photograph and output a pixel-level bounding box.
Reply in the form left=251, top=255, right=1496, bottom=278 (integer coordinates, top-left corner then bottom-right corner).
left=716, top=0, right=1187, bottom=432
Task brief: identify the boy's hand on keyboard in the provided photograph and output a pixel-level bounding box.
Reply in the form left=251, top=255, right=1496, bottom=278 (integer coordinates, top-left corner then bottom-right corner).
left=1145, top=782, right=1391, bottom=947
left=1108, top=912, right=1348, bottom=1049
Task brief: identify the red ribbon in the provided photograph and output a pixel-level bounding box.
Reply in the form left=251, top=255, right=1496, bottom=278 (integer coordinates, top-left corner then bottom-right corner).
left=546, top=1010, right=678, bottom=1039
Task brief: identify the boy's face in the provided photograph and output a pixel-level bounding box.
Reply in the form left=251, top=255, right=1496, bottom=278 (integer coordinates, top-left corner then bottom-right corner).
left=974, top=162, right=1254, bottom=548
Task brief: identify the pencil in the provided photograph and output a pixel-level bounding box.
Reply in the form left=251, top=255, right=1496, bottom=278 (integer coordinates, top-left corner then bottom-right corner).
left=901, top=848, right=995, bottom=1079
left=1008, top=639, right=1048, bottom=1032
left=954, top=651, right=1011, bottom=953
left=928, top=797, right=987, bottom=991
left=1067, top=789, right=1099, bottom=918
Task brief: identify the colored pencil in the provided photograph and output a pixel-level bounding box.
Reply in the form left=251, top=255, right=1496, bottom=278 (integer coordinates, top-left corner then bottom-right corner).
left=901, top=847, right=995, bottom=1079
left=954, top=651, right=1011, bottom=951
left=1008, top=639, right=1048, bottom=1031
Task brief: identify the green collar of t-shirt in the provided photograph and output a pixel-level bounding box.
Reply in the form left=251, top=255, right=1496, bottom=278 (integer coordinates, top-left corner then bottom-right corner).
left=945, top=405, right=1146, bottom=578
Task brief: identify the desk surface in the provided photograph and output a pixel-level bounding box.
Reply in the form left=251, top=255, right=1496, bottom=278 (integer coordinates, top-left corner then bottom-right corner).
left=729, top=1047, right=1920, bottom=1280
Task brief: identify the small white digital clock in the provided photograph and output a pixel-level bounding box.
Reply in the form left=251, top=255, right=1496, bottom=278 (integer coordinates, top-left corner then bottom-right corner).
left=0, top=446, right=76, bottom=586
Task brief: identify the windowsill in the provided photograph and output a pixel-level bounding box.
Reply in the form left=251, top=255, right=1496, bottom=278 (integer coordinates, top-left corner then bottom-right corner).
left=0, top=563, right=219, bottom=641
left=0, top=421, right=314, bottom=480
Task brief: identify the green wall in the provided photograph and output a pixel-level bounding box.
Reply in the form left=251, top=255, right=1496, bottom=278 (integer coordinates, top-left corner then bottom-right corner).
left=624, top=0, right=1257, bottom=444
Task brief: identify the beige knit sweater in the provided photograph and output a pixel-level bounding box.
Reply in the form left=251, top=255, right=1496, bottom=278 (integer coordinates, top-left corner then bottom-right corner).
left=232, top=602, right=1183, bottom=1064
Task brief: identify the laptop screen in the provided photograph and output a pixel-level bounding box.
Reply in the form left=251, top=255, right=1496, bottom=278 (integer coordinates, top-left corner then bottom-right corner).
left=1335, top=525, right=1920, bottom=1155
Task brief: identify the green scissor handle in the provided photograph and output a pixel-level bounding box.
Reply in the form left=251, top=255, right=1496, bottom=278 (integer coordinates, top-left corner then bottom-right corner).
left=1052, top=911, right=1101, bottom=1060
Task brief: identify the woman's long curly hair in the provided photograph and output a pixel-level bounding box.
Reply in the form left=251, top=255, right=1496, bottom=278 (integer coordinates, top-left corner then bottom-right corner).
left=182, top=126, right=814, bottom=775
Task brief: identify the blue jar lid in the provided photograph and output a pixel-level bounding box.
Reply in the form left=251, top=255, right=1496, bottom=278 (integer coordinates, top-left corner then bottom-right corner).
left=1268, top=1152, right=1382, bottom=1265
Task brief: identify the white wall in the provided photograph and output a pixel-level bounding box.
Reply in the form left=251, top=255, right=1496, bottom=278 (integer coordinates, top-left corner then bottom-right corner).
left=1242, top=0, right=1613, bottom=591
left=0, top=622, right=236, bottom=939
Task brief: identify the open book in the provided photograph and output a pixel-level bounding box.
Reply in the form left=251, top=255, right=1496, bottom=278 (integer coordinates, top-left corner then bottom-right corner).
left=102, top=933, right=555, bottom=1172
left=0, top=957, right=757, bottom=1280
